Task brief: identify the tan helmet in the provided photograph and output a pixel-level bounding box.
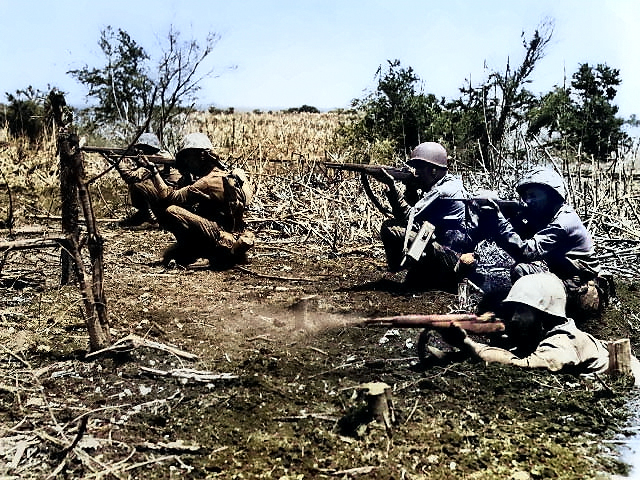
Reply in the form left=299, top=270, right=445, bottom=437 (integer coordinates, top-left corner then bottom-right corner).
left=503, top=272, right=567, bottom=318
left=516, top=166, right=566, bottom=201
left=134, top=132, right=161, bottom=153
left=408, top=142, right=448, bottom=168
left=176, top=133, right=214, bottom=169
left=180, top=132, right=213, bottom=151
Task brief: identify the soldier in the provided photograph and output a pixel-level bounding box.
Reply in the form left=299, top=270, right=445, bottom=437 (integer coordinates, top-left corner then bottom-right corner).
left=140, top=132, right=255, bottom=268
left=443, top=272, right=639, bottom=385
left=116, top=133, right=179, bottom=227
left=377, top=142, right=476, bottom=290
left=478, top=166, right=607, bottom=316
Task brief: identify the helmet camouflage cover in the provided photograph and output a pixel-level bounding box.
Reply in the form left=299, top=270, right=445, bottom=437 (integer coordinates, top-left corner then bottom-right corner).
left=176, top=133, right=215, bottom=169
left=134, top=132, right=161, bottom=153
left=516, top=166, right=566, bottom=201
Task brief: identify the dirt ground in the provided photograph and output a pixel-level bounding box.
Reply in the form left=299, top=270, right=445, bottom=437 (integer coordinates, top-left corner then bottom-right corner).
left=1, top=220, right=640, bottom=479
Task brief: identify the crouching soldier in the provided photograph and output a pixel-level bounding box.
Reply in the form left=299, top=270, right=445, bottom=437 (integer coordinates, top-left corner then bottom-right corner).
left=116, top=133, right=180, bottom=227
left=377, top=142, right=476, bottom=291
left=478, top=167, right=609, bottom=317
left=443, top=272, right=640, bottom=385
left=140, top=132, right=255, bottom=268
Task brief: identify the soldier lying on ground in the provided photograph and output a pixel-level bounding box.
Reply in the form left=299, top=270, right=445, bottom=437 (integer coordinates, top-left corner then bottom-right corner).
left=375, top=142, right=477, bottom=291
left=442, top=272, right=640, bottom=385
left=115, top=133, right=181, bottom=227
left=476, top=166, right=608, bottom=318
left=139, top=132, right=255, bottom=268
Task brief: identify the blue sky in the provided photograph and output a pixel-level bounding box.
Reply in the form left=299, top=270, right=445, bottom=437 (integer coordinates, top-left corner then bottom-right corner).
left=1, top=0, right=639, bottom=118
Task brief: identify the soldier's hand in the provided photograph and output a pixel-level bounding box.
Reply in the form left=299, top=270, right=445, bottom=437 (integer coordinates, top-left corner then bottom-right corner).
left=440, top=323, right=468, bottom=347
left=473, top=190, right=500, bottom=214
left=370, top=167, right=396, bottom=187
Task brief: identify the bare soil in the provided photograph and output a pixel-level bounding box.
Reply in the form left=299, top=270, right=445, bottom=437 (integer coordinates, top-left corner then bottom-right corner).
left=1, top=221, right=639, bottom=479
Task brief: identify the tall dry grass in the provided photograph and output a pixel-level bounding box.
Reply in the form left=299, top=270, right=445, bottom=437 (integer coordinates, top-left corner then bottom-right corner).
left=1, top=112, right=639, bottom=270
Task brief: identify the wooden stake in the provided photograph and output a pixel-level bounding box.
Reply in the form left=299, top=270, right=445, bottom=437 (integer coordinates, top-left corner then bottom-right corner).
left=608, top=338, right=632, bottom=376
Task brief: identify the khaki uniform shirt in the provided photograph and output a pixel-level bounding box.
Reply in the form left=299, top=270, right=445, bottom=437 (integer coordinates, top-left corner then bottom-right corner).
left=467, top=319, right=611, bottom=375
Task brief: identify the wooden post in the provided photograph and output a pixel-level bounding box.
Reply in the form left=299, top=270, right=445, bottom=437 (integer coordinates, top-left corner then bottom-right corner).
left=49, top=89, right=111, bottom=352
left=50, top=91, right=79, bottom=286
left=291, top=295, right=317, bottom=330
left=608, top=338, right=632, bottom=376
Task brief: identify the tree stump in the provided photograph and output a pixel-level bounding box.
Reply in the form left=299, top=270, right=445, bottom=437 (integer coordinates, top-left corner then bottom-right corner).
left=360, top=382, right=395, bottom=434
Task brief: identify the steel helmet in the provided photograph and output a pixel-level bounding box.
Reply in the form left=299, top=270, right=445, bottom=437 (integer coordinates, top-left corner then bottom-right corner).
left=516, top=167, right=566, bottom=201
left=180, top=132, right=213, bottom=151
left=503, top=272, right=567, bottom=318
left=408, top=142, right=448, bottom=168
left=176, top=133, right=214, bottom=168
left=134, top=132, right=161, bottom=153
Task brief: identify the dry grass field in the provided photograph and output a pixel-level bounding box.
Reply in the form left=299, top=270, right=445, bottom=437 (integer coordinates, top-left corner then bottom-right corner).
left=1, top=112, right=640, bottom=479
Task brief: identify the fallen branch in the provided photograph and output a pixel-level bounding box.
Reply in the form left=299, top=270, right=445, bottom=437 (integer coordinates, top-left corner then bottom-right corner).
left=0, top=236, right=67, bottom=252
left=139, top=366, right=238, bottom=382
left=235, top=265, right=323, bottom=282
left=84, top=334, right=198, bottom=360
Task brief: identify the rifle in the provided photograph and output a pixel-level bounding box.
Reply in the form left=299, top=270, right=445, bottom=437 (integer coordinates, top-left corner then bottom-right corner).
left=324, top=162, right=416, bottom=183
left=449, top=198, right=525, bottom=219
left=324, top=162, right=417, bottom=216
left=364, top=312, right=504, bottom=334
left=364, top=312, right=505, bottom=362
left=81, top=146, right=175, bottom=165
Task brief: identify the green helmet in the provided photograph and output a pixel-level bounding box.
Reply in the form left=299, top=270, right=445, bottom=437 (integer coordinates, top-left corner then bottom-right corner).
left=503, top=272, right=567, bottom=318
left=408, top=142, right=448, bottom=168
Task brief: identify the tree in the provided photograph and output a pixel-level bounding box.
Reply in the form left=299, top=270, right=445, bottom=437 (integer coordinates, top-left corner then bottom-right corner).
left=527, top=63, right=627, bottom=161
left=69, top=26, right=220, bottom=144
left=342, top=59, right=444, bottom=161
left=443, top=19, right=554, bottom=169
left=2, top=86, right=53, bottom=145
left=69, top=27, right=153, bottom=129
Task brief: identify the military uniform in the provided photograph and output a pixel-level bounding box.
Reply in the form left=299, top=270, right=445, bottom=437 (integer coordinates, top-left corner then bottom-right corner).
left=147, top=133, right=255, bottom=267
left=117, top=133, right=181, bottom=227
left=380, top=143, right=474, bottom=291
left=452, top=273, right=640, bottom=384
left=485, top=167, right=605, bottom=316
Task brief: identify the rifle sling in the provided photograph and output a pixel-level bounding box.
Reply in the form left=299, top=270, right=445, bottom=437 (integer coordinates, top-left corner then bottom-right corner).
left=360, top=172, right=392, bottom=217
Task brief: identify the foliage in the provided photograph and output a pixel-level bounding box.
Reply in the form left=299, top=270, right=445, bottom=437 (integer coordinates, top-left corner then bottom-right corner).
left=68, top=27, right=153, bottom=130
left=285, top=105, right=320, bottom=114
left=340, top=22, right=553, bottom=170
left=339, top=59, right=445, bottom=163
left=528, top=63, right=627, bottom=161
left=440, top=20, right=554, bottom=170
left=69, top=26, right=220, bottom=147
left=1, top=86, right=53, bottom=146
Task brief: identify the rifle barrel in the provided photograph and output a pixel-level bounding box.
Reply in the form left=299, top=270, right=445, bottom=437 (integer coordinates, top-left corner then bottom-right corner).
left=81, top=146, right=175, bottom=165
left=324, top=162, right=415, bottom=182
left=364, top=314, right=505, bottom=333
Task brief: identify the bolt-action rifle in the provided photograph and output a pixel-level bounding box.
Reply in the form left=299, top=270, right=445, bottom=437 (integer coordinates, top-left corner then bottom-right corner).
left=324, top=162, right=417, bottom=182
left=364, top=312, right=505, bottom=362
left=364, top=312, right=504, bottom=334
left=81, top=146, right=175, bottom=166
left=324, top=162, right=417, bottom=216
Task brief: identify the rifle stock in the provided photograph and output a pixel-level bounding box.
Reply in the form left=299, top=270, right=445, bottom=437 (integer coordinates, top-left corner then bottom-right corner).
left=81, top=146, right=175, bottom=165
left=324, top=162, right=416, bottom=182
left=364, top=313, right=505, bottom=334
